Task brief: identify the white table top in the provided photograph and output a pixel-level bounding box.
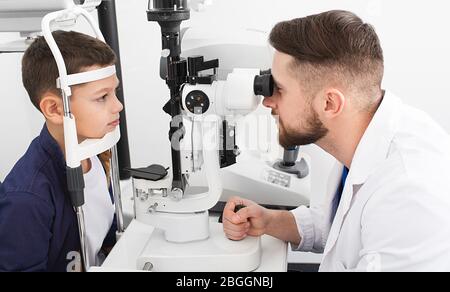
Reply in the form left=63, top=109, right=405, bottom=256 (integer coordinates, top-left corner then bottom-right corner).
left=96, top=219, right=288, bottom=272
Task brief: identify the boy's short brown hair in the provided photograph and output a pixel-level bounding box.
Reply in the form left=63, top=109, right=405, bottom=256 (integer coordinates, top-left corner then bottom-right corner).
left=22, top=30, right=117, bottom=111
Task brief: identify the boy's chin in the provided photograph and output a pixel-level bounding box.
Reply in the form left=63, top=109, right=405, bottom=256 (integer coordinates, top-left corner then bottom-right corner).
left=79, top=133, right=107, bottom=141
left=78, top=127, right=117, bottom=142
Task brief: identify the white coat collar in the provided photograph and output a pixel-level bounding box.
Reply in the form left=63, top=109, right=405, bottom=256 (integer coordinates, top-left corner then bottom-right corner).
left=322, top=91, right=402, bottom=259
left=348, top=91, right=402, bottom=185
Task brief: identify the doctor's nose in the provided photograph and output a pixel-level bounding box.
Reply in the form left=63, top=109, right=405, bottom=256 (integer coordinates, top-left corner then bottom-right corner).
left=263, top=95, right=277, bottom=111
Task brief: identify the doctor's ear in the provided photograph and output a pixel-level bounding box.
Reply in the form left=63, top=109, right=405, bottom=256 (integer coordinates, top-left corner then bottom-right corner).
left=39, top=93, right=64, bottom=125
left=318, top=89, right=346, bottom=119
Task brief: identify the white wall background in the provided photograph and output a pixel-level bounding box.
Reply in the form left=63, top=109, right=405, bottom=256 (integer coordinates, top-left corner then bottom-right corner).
left=1, top=0, right=450, bottom=191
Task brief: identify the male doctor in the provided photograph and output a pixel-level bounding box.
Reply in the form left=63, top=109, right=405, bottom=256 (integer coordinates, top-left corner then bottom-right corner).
left=222, top=10, right=450, bottom=272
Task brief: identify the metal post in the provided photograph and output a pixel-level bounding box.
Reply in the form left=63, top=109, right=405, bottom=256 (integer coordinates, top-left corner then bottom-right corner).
left=98, top=0, right=131, bottom=179
left=75, top=206, right=90, bottom=271
left=111, top=145, right=125, bottom=233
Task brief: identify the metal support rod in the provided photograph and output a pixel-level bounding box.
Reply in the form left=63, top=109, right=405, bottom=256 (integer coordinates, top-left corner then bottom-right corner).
left=111, top=145, right=125, bottom=233
left=75, top=206, right=90, bottom=272
left=98, top=0, right=131, bottom=179
left=148, top=1, right=190, bottom=192
left=67, top=166, right=89, bottom=272
left=168, top=85, right=186, bottom=191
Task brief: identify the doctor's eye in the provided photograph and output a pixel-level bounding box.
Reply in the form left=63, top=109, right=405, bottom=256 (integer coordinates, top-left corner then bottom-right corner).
left=275, top=87, right=283, bottom=96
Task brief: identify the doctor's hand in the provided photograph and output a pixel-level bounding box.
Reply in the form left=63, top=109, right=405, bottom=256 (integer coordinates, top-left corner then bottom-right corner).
left=222, top=196, right=274, bottom=241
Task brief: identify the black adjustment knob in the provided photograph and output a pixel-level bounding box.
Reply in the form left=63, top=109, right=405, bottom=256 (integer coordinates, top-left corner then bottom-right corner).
left=282, top=146, right=300, bottom=167
left=184, top=90, right=210, bottom=115
left=150, top=0, right=189, bottom=11
left=147, top=0, right=190, bottom=22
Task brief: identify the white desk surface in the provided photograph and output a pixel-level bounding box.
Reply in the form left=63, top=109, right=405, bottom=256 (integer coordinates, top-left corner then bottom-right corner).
left=94, top=180, right=289, bottom=272
left=97, top=219, right=288, bottom=272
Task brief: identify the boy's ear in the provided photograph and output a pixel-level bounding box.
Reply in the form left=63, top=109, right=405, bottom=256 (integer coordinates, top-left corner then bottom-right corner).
left=39, top=93, right=64, bottom=125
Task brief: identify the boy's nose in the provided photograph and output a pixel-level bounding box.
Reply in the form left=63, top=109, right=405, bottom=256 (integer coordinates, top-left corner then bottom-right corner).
left=113, top=97, right=124, bottom=113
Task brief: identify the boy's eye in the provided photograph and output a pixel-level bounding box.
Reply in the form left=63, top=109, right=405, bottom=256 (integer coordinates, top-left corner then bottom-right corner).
left=97, top=94, right=108, bottom=102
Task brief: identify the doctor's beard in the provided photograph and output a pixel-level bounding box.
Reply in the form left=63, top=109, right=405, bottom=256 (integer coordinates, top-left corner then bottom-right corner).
left=277, top=108, right=329, bottom=148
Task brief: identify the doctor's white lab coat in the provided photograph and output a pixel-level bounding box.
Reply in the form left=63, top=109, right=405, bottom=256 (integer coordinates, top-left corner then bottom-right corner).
left=291, top=91, right=450, bottom=272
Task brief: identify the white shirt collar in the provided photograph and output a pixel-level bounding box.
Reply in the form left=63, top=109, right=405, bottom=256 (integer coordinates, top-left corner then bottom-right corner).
left=348, top=91, right=402, bottom=185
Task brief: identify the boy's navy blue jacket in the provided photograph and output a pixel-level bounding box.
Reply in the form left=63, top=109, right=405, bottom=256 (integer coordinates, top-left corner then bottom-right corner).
left=0, top=125, right=117, bottom=272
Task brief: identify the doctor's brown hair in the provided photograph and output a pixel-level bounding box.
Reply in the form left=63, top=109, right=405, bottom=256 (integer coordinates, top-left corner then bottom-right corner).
left=22, top=30, right=117, bottom=112
left=269, top=10, right=384, bottom=109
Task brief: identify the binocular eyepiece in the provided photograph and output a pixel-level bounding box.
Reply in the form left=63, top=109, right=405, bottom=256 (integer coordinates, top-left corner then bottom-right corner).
left=254, top=70, right=274, bottom=98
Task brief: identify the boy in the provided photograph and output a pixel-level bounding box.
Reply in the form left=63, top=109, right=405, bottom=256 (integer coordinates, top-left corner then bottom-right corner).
left=0, top=30, right=124, bottom=272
